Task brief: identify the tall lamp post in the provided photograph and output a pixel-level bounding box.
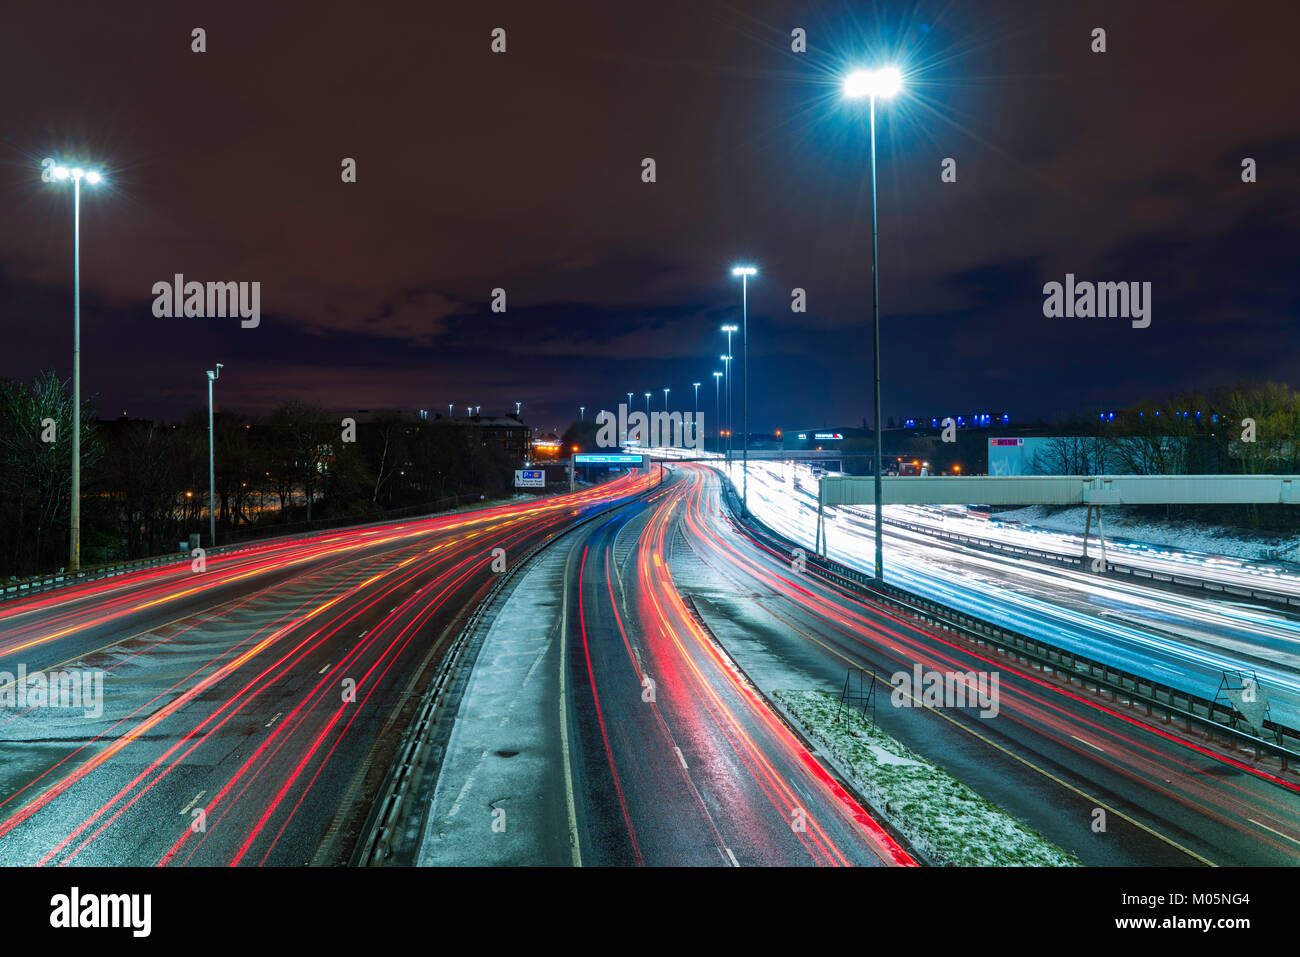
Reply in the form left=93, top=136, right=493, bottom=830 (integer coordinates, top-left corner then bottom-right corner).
left=712, top=372, right=723, bottom=454
left=720, top=353, right=733, bottom=464
left=692, top=382, right=700, bottom=446
left=580, top=405, right=585, bottom=421
left=731, top=266, right=757, bottom=514
left=721, top=325, right=738, bottom=467
left=206, top=363, right=224, bottom=547
left=844, top=65, right=903, bottom=580
left=644, top=392, right=652, bottom=415
left=44, top=160, right=105, bottom=572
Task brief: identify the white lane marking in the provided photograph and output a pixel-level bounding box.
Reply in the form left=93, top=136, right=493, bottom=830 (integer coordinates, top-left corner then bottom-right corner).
left=447, top=749, right=488, bottom=820
left=1071, top=733, right=1105, bottom=753
left=559, top=554, right=583, bottom=866
left=318, top=663, right=331, bottom=674
left=180, top=790, right=206, bottom=815
left=1249, top=818, right=1300, bottom=847
left=266, top=712, right=282, bottom=728
left=725, top=847, right=740, bottom=867
left=522, top=639, right=550, bottom=688
left=674, top=746, right=689, bottom=770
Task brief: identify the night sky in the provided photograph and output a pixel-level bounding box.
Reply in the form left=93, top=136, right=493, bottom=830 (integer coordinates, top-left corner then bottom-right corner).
left=2, top=0, right=1297, bottom=434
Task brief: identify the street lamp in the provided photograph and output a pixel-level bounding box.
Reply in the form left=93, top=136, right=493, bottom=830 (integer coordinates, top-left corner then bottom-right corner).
left=712, top=372, right=723, bottom=453
left=731, top=265, right=757, bottom=514
left=844, top=64, right=903, bottom=580
left=720, top=352, right=733, bottom=463
left=44, top=159, right=106, bottom=572
left=692, top=382, right=700, bottom=445
left=663, top=387, right=669, bottom=411
left=721, top=324, right=738, bottom=468
left=644, top=392, right=652, bottom=415
left=448, top=403, right=454, bottom=416
left=206, top=364, right=224, bottom=547
left=515, top=401, right=522, bottom=416
left=580, top=405, right=585, bottom=421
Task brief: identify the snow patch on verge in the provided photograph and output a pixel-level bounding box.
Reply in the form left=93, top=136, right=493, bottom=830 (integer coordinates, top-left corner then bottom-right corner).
left=776, top=689, right=1080, bottom=867
left=998, top=505, right=1300, bottom=563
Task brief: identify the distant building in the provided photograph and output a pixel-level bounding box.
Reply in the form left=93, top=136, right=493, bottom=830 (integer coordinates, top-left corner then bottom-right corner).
left=531, top=431, right=562, bottom=460
left=437, top=413, right=532, bottom=460
left=332, top=409, right=532, bottom=463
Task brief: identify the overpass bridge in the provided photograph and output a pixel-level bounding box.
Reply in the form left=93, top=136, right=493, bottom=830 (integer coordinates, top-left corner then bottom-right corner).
left=818, top=474, right=1300, bottom=507
left=640, top=449, right=865, bottom=462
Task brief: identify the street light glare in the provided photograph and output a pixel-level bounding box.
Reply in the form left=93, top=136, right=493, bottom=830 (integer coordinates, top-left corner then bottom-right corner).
left=47, top=161, right=105, bottom=186
left=731, top=265, right=757, bottom=277
left=843, top=66, right=903, bottom=99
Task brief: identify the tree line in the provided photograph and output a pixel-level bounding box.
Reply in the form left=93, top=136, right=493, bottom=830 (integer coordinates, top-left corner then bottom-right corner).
left=1031, top=381, right=1299, bottom=529
left=0, top=373, right=518, bottom=579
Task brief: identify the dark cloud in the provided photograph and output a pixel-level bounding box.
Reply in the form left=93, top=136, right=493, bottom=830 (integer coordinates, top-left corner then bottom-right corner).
left=1, top=0, right=1296, bottom=430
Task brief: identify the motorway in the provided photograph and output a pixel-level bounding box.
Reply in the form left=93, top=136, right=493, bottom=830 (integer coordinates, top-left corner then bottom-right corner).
left=419, top=462, right=1300, bottom=865
left=8, top=456, right=1298, bottom=867
left=0, top=475, right=647, bottom=865
left=420, top=470, right=915, bottom=866
left=893, top=502, right=1300, bottom=599
left=672, top=462, right=1300, bottom=865
left=725, top=459, right=1300, bottom=728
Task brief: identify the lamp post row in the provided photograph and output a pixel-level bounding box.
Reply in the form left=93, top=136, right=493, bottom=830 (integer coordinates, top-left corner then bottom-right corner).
left=45, top=64, right=900, bottom=578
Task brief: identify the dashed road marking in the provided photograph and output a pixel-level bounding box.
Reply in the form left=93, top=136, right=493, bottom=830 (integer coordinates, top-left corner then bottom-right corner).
left=1071, top=734, right=1105, bottom=753
left=1249, top=818, right=1300, bottom=847
left=180, top=790, right=206, bottom=815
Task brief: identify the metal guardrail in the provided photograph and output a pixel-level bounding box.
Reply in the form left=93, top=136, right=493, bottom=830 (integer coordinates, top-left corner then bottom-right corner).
left=1, top=541, right=258, bottom=603
left=718, top=472, right=1300, bottom=770
left=0, top=493, right=509, bottom=605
